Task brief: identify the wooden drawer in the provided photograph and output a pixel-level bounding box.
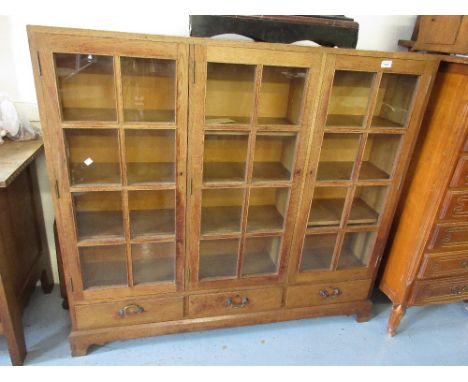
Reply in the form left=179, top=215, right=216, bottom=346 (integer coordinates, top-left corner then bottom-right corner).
left=429, top=223, right=468, bottom=250
left=75, top=296, right=184, bottom=330
left=286, top=279, right=371, bottom=309
left=188, top=287, right=282, bottom=318
left=450, top=156, right=468, bottom=187
left=410, top=276, right=468, bottom=305
left=419, top=252, right=468, bottom=279
left=439, top=190, right=468, bottom=220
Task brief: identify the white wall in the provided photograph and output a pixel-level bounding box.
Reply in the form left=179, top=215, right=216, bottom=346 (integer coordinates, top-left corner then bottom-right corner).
left=0, top=14, right=417, bottom=282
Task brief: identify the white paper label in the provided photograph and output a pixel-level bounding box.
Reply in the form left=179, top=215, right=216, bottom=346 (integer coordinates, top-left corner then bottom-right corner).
left=381, top=60, right=392, bottom=68
left=83, top=157, right=94, bottom=166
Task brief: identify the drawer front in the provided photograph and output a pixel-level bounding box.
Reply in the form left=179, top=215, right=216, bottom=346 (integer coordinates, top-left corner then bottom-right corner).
left=75, top=296, right=184, bottom=330
left=286, top=279, right=372, bottom=309
left=188, top=287, right=282, bottom=318
left=439, top=190, right=468, bottom=221
left=429, top=223, right=468, bottom=250
left=419, top=252, right=468, bottom=279
left=411, top=277, right=468, bottom=305
left=450, top=156, right=468, bottom=188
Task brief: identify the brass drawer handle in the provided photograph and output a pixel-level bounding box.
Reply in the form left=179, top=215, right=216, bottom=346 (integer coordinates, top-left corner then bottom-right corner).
left=460, top=260, right=468, bottom=269
left=226, top=295, right=249, bottom=309
left=450, top=285, right=468, bottom=295
left=118, top=303, right=145, bottom=317
left=319, top=288, right=342, bottom=299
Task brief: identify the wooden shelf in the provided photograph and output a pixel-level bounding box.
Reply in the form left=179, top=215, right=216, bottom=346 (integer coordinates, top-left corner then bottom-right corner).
left=326, top=114, right=365, bottom=127
left=359, top=162, right=390, bottom=180
left=317, top=161, right=354, bottom=181
left=127, top=162, right=175, bottom=185
left=81, top=260, right=128, bottom=289
left=371, top=115, right=404, bottom=128
left=300, top=248, right=333, bottom=271
left=338, top=248, right=367, bottom=269
left=247, top=206, right=284, bottom=232
left=201, top=206, right=243, bottom=234
left=62, top=107, right=117, bottom=122
left=76, top=211, right=124, bottom=242
left=205, top=116, right=251, bottom=125
left=132, top=257, right=175, bottom=284
left=199, top=253, right=237, bottom=279
left=130, top=209, right=175, bottom=238
left=242, top=251, right=278, bottom=275
left=308, top=198, right=345, bottom=227
left=257, top=116, right=298, bottom=125
left=203, top=162, right=245, bottom=183
left=252, top=162, right=291, bottom=182
left=123, top=109, right=175, bottom=123
left=349, top=199, right=379, bottom=225
left=70, top=162, right=121, bottom=186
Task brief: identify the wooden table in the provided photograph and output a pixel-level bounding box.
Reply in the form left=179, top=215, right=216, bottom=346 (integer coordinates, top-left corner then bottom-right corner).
left=0, top=139, right=53, bottom=365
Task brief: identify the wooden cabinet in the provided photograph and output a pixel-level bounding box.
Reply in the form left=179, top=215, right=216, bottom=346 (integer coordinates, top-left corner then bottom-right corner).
left=380, top=58, right=468, bottom=336
left=28, top=26, right=437, bottom=356
left=0, top=140, right=54, bottom=365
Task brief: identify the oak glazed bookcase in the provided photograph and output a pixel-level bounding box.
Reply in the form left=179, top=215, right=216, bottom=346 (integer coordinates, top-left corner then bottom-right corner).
left=27, top=26, right=437, bottom=355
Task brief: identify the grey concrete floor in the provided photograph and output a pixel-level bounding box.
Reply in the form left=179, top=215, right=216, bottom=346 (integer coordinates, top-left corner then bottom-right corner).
left=0, top=286, right=467, bottom=365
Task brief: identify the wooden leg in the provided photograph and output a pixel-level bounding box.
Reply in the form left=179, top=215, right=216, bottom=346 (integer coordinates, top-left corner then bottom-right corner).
left=388, top=304, right=406, bottom=337
left=0, top=275, right=26, bottom=366
left=70, top=340, right=90, bottom=357
left=40, top=268, right=54, bottom=294
left=355, top=302, right=372, bottom=323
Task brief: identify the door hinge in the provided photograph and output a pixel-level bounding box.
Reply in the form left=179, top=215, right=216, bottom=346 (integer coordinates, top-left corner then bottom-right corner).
left=37, top=51, right=42, bottom=76
left=69, top=278, right=74, bottom=292
left=187, top=267, right=191, bottom=281
left=189, top=178, right=193, bottom=195
left=54, top=180, right=60, bottom=199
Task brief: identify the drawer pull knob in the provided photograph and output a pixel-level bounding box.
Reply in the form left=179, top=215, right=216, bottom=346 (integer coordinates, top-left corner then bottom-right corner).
left=450, top=285, right=468, bottom=295
left=319, top=288, right=342, bottom=298
left=461, top=260, right=468, bottom=268
left=118, top=303, right=145, bottom=317
left=226, top=295, right=249, bottom=309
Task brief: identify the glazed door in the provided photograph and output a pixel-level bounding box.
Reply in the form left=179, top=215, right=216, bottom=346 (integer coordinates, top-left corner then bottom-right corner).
left=289, top=54, right=435, bottom=283
left=35, top=33, right=188, bottom=300
left=188, top=44, right=323, bottom=290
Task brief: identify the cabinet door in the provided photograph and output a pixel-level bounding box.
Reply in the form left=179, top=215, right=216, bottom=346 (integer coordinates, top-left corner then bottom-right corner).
left=289, top=54, right=435, bottom=283
left=188, top=44, right=323, bottom=290
left=33, top=32, right=188, bottom=300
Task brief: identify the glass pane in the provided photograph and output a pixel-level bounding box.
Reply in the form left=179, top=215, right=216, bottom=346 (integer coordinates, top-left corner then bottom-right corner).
left=73, top=191, right=123, bottom=241
left=326, top=71, right=374, bottom=127
left=121, top=57, right=175, bottom=122
left=242, top=236, right=281, bottom=276
left=300, top=234, right=337, bottom=271
left=308, top=187, right=348, bottom=227
left=80, top=245, right=127, bottom=288
left=360, top=134, right=401, bottom=180
left=205, top=63, right=255, bottom=125
left=258, top=66, right=307, bottom=125
left=338, top=231, right=376, bottom=269
left=65, top=129, right=120, bottom=186
left=54, top=53, right=116, bottom=121
left=132, top=242, right=175, bottom=284
left=128, top=190, right=175, bottom=238
left=125, top=129, right=175, bottom=184
left=201, top=188, right=244, bottom=234
left=199, top=238, right=239, bottom=279
left=247, top=187, right=289, bottom=232
left=203, top=132, right=249, bottom=183
left=372, top=74, right=419, bottom=128
left=317, top=133, right=361, bottom=181
left=253, top=133, right=297, bottom=182
left=349, top=186, right=388, bottom=226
